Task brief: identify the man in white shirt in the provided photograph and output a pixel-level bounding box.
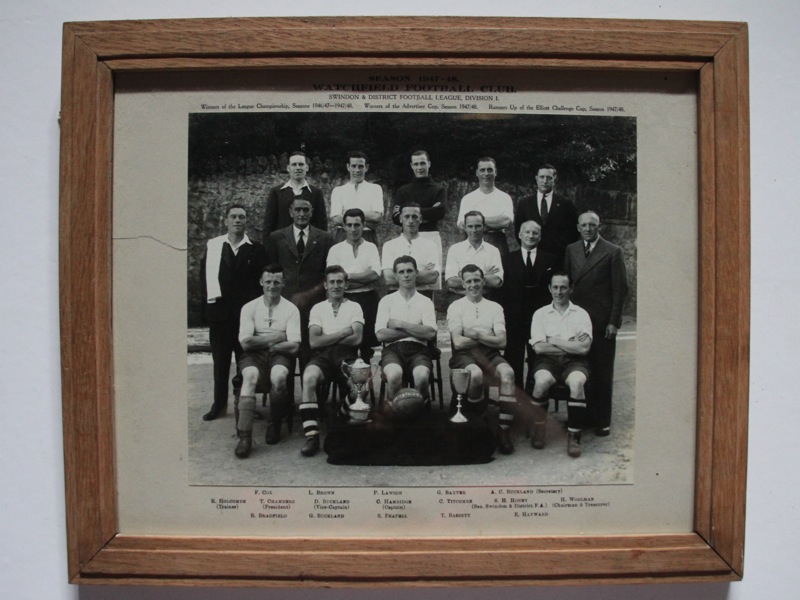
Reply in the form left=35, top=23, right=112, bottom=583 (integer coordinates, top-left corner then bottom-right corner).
left=298, top=266, right=364, bottom=457
left=233, top=265, right=301, bottom=459
left=376, top=255, right=438, bottom=406
left=447, top=264, right=517, bottom=455
left=381, top=203, right=441, bottom=294
left=326, top=208, right=381, bottom=359
left=457, top=157, right=514, bottom=254
left=445, top=211, right=503, bottom=295
left=528, top=271, right=593, bottom=457
left=329, top=151, right=384, bottom=244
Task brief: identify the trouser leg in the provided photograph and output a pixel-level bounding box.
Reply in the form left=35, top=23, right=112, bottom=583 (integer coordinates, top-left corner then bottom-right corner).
left=590, top=334, right=616, bottom=430
left=209, top=318, right=238, bottom=408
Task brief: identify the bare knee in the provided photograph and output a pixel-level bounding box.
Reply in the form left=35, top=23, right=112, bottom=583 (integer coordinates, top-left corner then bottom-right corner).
left=412, top=366, right=430, bottom=389
left=565, top=372, right=586, bottom=398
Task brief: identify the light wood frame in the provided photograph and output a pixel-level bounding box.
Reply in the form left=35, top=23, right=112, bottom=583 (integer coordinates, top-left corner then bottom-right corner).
left=59, top=17, right=749, bottom=586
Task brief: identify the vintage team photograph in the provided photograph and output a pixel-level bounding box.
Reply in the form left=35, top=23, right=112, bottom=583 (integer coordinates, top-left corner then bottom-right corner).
left=186, top=110, right=637, bottom=488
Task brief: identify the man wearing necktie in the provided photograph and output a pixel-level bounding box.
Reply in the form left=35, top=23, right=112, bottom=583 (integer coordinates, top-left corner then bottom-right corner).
left=564, top=211, right=629, bottom=437
left=498, top=221, right=558, bottom=403
left=514, top=163, right=580, bottom=265
left=265, top=197, right=333, bottom=367
left=200, top=204, right=267, bottom=421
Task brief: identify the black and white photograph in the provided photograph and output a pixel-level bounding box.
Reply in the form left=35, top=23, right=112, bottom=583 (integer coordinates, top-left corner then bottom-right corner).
left=186, top=107, right=638, bottom=488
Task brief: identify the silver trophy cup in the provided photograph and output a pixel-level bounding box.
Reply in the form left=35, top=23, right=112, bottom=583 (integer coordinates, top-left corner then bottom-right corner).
left=450, top=368, right=471, bottom=423
left=341, top=358, right=377, bottom=423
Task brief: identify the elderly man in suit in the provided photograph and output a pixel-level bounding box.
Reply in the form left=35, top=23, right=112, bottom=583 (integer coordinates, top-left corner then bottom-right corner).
left=497, top=220, right=558, bottom=400
left=564, top=210, right=629, bottom=437
left=514, top=163, right=580, bottom=264
left=200, top=204, right=267, bottom=421
left=265, top=196, right=333, bottom=365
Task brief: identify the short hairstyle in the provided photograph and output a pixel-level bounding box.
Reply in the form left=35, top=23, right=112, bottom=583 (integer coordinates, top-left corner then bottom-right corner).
left=393, top=255, right=418, bottom=272
left=324, top=264, right=348, bottom=281
left=290, top=196, right=313, bottom=209
left=477, top=156, right=496, bottom=168
left=343, top=208, right=365, bottom=224
left=463, top=210, right=486, bottom=226
left=400, top=202, right=422, bottom=214
left=261, top=264, right=284, bottom=277
left=347, top=150, right=368, bottom=163
left=519, top=219, right=542, bottom=233
left=288, top=150, right=308, bottom=162
left=410, top=149, right=430, bottom=162
left=549, top=270, right=572, bottom=286
left=536, top=163, right=557, bottom=176
left=460, top=263, right=484, bottom=279
left=578, top=210, right=601, bottom=224
left=225, top=203, right=247, bottom=217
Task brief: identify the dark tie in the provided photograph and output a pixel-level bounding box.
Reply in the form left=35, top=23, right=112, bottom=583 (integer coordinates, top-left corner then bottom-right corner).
left=540, top=194, right=549, bottom=223
left=297, top=230, right=306, bottom=256
left=584, top=242, right=591, bottom=258
left=525, top=249, right=532, bottom=268
left=221, top=242, right=235, bottom=268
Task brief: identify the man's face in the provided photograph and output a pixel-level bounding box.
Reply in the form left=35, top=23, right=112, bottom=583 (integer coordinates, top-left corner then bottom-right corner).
left=400, top=207, right=421, bottom=235
left=410, top=153, right=430, bottom=178
left=464, top=215, right=485, bottom=244
left=518, top=221, right=542, bottom=250
left=290, top=200, right=313, bottom=228
left=535, top=168, right=556, bottom=194
left=288, top=154, right=309, bottom=182
left=324, top=272, right=348, bottom=299
left=394, top=262, right=418, bottom=290
left=461, top=270, right=485, bottom=301
left=343, top=215, right=364, bottom=243
left=549, top=275, right=572, bottom=304
left=577, top=213, right=600, bottom=243
left=347, top=158, right=368, bottom=183
left=260, top=271, right=285, bottom=300
left=476, top=160, right=496, bottom=187
left=225, top=208, right=247, bottom=236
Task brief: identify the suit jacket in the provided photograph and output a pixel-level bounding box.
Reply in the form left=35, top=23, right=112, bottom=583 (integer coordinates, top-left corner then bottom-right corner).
left=200, top=238, right=266, bottom=323
left=266, top=225, right=333, bottom=311
left=514, top=193, right=580, bottom=263
left=497, top=247, right=558, bottom=325
left=564, top=237, right=629, bottom=331
left=263, top=183, right=328, bottom=234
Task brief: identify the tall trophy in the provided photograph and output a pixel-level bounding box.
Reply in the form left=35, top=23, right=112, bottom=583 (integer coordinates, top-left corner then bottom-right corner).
left=450, top=368, right=470, bottom=423
left=341, top=358, right=377, bottom=423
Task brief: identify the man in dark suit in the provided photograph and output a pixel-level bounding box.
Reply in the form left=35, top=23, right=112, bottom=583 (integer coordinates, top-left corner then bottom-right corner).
left=514, top=163, right=580, bottom=265
left=564, top=210, right=629, bottom=436
left=497, top=220, right=558, bottom=400
left=262, top=151, right=328, bottom=235
left=200, top=204, right=267, bottom=421
left=265, top=197, right=333, bottom=364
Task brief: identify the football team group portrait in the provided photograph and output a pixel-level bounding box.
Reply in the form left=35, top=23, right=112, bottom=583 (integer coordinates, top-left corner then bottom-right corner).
left=187, top=111, right=637, bottom=474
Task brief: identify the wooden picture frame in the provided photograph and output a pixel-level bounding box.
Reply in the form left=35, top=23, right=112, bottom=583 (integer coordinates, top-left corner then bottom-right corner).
left=59, top=17, right=749, bottom=586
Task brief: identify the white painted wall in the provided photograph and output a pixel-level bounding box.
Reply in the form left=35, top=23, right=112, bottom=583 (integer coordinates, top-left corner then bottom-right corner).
left=1, top=1, right=796, bottom=598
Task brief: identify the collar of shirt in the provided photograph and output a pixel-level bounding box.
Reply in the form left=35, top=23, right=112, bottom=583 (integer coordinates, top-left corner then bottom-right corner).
left=521, top=247, right=538, bottom=262
left=466, top=241, right=488, bottom=253
left=293, top=225, right=309, bottom=243
left=585, top=238, right=599, bottom=252
left=281, top=180, right=311, bottom=193
left=226, top=233, right=252, bottom=255
left=545, top=300, right=578, bottom=314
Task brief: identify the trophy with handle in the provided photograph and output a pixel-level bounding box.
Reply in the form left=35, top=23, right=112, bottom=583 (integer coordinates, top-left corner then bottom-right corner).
left=450, top=368, right=470, bottom=423
left=341, top=358, right=377, bottom=423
